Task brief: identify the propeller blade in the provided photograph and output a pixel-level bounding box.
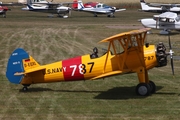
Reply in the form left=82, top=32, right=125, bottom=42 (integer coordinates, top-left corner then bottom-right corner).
left=168, top=35, right=172, bottom=49
left=170, top=56, right=174, bottom=75
left=155, top=17, right=159, bottom=29
left=168, top=35, right=174, bottom=75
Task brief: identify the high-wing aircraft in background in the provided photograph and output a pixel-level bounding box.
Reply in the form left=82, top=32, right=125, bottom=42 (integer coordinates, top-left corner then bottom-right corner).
left=72, top=0, right=98, bottom=9
left=0, top=2, right=10, bottom=18
left=83, top=1, right=98, bottom=8
left=22, top=0, right=74, bottom=18
left=6, top=28, right=174, bottom=96
left=77, top=0, right=126, bottom=17
left=139, top=0, right=180, bottom=13
left=0, top=1, right=24, bottom=18
left=140, top=12, right=180, bottom=34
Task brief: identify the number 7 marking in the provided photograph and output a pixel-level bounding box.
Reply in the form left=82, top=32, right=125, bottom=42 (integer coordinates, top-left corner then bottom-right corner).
left=70, top=65, right=77, bottom=76
left=88, top=62, right=94, bottom=73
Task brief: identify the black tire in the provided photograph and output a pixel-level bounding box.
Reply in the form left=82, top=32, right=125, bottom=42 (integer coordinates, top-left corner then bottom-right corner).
left=149, top=81, right=156, bottom=94
left=22, top=87, right=28, bottom=91
left=136, top=83, right=151, bottom=96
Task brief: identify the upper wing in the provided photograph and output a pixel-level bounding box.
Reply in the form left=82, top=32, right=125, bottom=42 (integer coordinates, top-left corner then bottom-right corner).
left=155, top=12, right=177, bottom=19
left=99, top=28, right=151, bottom=43
left=148, top=3, right=180, bottom=7
left=14, top=66, right=46, bottom=76
left=31, top=2, right=77, bottom=7
left=0, top=2, right=23, bottom=6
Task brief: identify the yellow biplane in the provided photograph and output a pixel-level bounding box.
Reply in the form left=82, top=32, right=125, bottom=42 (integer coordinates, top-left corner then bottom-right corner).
left=6, top=28, right=170, bottom=96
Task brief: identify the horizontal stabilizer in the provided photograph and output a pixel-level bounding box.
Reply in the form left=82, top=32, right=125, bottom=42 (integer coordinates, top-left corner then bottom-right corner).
left=14, top=67, right=46, bottom=76
left=115, top=9, right=126, bottom=12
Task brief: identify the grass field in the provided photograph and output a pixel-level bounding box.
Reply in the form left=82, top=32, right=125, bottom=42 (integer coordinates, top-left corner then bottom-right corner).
left=1, top=6, right=180, bottom=120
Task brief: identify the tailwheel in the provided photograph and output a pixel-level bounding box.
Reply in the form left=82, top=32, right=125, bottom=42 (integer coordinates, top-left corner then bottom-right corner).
left=22, top=86, right=28, bottom=91
left=22, top=84, right=30, bottom=91
left=136, top=83, right=151, bottom=96
left=149, top=81, right=156, bottom=94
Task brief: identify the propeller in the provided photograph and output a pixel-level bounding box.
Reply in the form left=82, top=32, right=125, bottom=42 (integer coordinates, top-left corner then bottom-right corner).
left=155, top=17, right=158, bottom=29
left=168, top=35, right=174, bottom=75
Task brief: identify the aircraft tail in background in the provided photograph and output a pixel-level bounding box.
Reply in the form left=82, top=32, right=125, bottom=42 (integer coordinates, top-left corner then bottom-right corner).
left=77, top=0, right=84, bottom=10
left=140, top=0, right=150, bottom=11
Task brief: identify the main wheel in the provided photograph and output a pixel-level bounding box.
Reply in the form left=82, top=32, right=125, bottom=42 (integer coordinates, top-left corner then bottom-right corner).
left=149, top=81, right=156, bottom=94
left=136, top=83, right=150, bottom=96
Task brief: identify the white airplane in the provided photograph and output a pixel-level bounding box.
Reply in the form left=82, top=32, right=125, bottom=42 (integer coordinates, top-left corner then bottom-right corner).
left=77, top=0, right=126, bottom=17
left=140, top=12, right=180, bottom=34
left=22, top=0, right=73, bottom=18
left=0, top=2, right=11, bottom=18
left=0, top=1, right=23, bottom=18
left=140, top=0, right=180, bottom=13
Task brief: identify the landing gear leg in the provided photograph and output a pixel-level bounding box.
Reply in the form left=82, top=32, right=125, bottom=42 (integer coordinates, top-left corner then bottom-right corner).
left=136, top=67, right=154, bottom=96
left=94, top=13, right=97, bottom=17
left=22, top=84, right=31, bottom=91
left=3, top=13, right=6, bottom=18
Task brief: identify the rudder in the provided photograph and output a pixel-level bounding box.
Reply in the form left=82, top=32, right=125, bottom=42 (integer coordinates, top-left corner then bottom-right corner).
left=6, top=48, right=40, bottom=84
left=78, top=0, right=84, bottom=10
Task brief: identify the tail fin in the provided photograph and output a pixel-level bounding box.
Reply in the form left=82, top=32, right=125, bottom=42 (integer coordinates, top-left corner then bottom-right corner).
left=72, top=0, right=78, bottom=9
left=22, top=0, right=33, bottom=10
left=6, top=48, right=40, bottom=84
left=78, top=0, right=84, bottom=10
left=26, top=4, right=34, bottom=10
left=140, top=0, right=146, bottom=3
left=140, top=0, right=150, bottom=10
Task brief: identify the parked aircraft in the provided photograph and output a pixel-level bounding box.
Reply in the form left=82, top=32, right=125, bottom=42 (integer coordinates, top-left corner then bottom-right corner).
left=140, top=12, right=180, bottom=34
left=139, top=0, right=180, bottom=13
left=0, top=3, right=10, bottom=18
left=77, top=0, right=126, bottom=17
left=6, top=28, right=174, bottom=96
left=0, top=1, right=23, bottom=18
left=84, top=1, right=98, bottom=8
left=72, top=0, right=98, bottom=9
left=22, top=0, right=73, bottom=18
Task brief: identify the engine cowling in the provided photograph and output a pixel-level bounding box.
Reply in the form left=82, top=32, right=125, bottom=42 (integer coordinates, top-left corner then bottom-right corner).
left=156, top=42, right=168, bottom=67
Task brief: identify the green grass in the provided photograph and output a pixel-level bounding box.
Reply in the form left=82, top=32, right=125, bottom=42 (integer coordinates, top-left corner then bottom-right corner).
left=1, top=7, right=180, bottom=120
